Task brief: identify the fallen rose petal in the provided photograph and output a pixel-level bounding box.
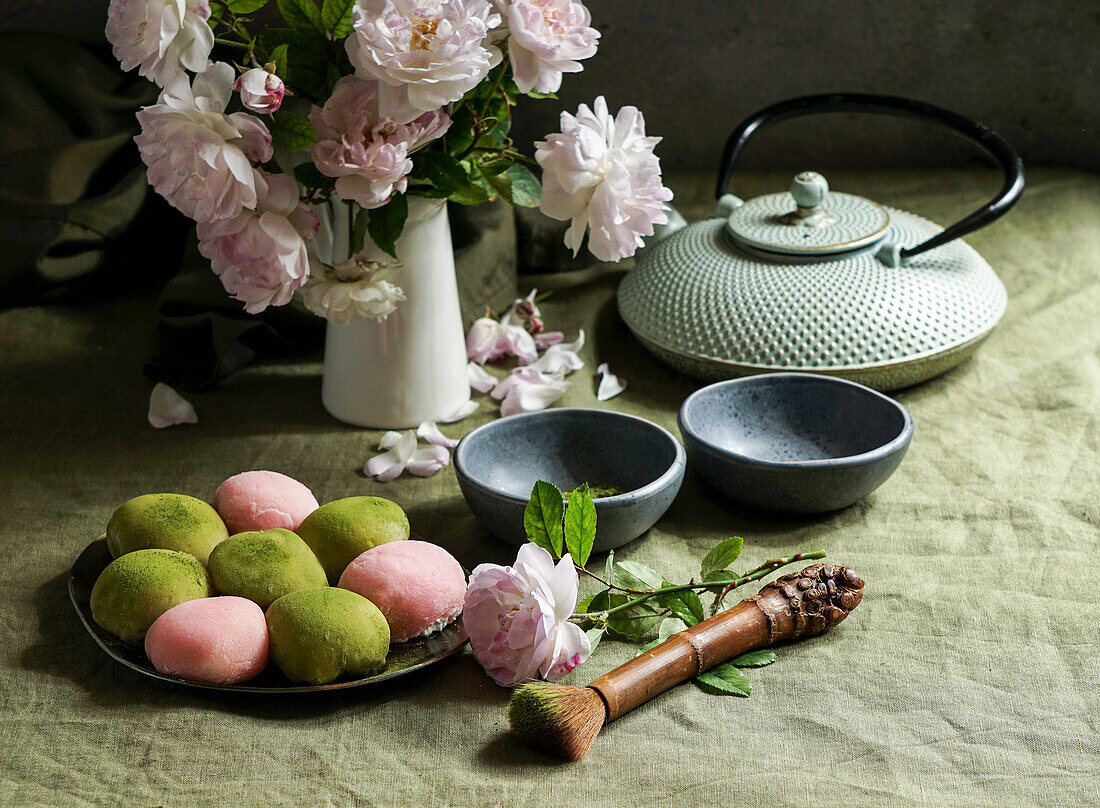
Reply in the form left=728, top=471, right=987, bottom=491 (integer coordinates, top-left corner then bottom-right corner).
left=534, top=331, right=564, bottom=350
left=418, top=420, right=459, bottom=449
left=405, top=444, right=451, bottom=477
left=148, top=383, right=198, bottom=428
left=596, top=362, right=626, bottom=401
left=466, top=317, right=509, bottom=364
left=495, top=368, right=571, bottom=416
left=365, top=430, right=417, bottom=481
left=467, top=362, right=498, bottom=394
left=378, top=430, right=404, bottom=450
left=441, top=399, right=479, bottom=423
left=527, top=330, right=585, bottom=375
left=504, top=324, right=539, bottom=364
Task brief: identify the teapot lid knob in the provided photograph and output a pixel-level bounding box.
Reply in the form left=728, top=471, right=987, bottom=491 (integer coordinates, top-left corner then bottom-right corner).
left=790, top=171, right=829, bottom=212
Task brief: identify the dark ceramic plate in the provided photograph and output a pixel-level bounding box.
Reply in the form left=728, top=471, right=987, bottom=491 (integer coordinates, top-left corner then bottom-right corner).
left=68, top=537, right=469, bottom=693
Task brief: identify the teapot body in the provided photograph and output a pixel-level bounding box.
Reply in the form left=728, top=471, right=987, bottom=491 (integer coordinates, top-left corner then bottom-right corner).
left=617, top=207, right=1006, bottom=392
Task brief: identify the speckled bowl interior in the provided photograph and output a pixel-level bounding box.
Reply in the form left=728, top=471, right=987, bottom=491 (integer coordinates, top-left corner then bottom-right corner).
left=677, top=373, right=913, bottom=512
left=454, top=408, right=686, bottom=550
left=682, top=374, right=909, bottom=463
left=457, top=409, right=678, bottom=496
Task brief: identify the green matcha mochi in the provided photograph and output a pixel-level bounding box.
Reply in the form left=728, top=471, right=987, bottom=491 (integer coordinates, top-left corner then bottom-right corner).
left=208, top=529, right=327, bottom=608
left=107, top=493, right=228, bottom=564
left=90, top=549, right=213, bottom=643
left=295, top=496, right=409, bottom=583
left=265, top=587, right=390, bottom=685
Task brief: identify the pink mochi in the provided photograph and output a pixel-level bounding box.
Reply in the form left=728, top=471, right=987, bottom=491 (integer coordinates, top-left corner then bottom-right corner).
left=213, top=470, right=319, bottom=534
left=339, top=541, right=466, bottom=643
left=144, top=596, right=269, bottom=684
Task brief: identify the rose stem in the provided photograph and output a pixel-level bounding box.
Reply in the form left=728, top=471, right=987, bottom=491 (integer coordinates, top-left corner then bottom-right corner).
left=574, top=550, right=826, bottom=621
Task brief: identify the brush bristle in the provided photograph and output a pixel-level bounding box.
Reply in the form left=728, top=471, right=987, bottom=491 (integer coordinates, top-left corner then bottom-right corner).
left=508, top=683, right=607, bottom=761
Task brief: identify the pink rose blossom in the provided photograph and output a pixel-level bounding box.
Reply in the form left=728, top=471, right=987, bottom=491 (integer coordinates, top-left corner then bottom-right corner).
left=536, top=96, right=673, bottom=262
left=235, top=68, right=285, bottom=114
left=309, top=76, right=450, bottom=209
left=136, top=63, right=273, bottom=223
left=346, top=0, right=503, bottom=123
left=506, top=0, right=599, bottom=94
left=106, top=0, right=213, bottom=87
left=197, top=171, right=318, bottom=314
left=464, top=543, right=591, bottom=686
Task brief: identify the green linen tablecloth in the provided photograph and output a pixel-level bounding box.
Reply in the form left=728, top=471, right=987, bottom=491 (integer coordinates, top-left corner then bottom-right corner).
left=2, top=169, right=1098, bottom=808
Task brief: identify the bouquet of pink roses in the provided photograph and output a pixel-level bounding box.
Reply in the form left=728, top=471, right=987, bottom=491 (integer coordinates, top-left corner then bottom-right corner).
left=106, top=0, right=673, bottom=321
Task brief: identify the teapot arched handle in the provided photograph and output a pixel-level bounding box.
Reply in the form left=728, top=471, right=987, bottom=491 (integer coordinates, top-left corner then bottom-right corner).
left=715, top=94, right=1025, bottom=261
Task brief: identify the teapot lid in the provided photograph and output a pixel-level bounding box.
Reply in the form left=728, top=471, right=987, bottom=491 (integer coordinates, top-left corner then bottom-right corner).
left=726, top=171, right=890, bottom=257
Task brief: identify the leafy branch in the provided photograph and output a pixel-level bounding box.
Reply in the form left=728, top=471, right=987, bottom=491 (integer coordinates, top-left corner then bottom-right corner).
left=521, top=480, right=826, bottom=697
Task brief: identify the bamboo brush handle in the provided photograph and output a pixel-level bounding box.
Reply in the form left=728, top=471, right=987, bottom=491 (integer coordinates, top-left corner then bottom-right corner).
left=587, top=563, right=864, bottom=721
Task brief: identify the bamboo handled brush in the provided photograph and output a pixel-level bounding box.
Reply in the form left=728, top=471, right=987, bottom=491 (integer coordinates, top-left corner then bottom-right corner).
left=508, top=563, right=864, bottom=761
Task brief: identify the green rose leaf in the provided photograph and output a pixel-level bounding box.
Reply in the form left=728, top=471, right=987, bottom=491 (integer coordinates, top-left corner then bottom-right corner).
left=701, top=568, right=737, bottom=597
left=585, top=626, right=605, bottom=655
left=277, top=0, right=324, bottom=33
left=526, top=90, right=558, bottom=100
left=606, top=601, right=662, bottom=641
left=524, top=480, right=565, bottom=558
left=680, top=587, right=706, bottom=624
left=292, top=161, right=325, bottom=187
left=415, top=151, right=470, bottom=196
left=701, top=536, right=744, bottom=578
left=658, top=616, right=687, bottom=642
left=320, top=0, right=355, bottom=37
left=208, top=2, right=225, bottom=26
left=656, top=584, right=704, bottom=626
left=603, top=549, right=615, bottom=587
left=226, top=0, right=269, bottom=12
left=696, top=663, right=752, bottom=697
left=730, top=649, right=777, bottom=667
left=564, top=484, right=597, bottom=566
left=614, top=560, right=664, bottom=592
left=350, top=207, right=369, bottom=255
left=366, top=193, right=407, bottom=260
left=504, top=164, right=541, bottom=207
left=268, top=109, right=317, bottom=151
left=268, top=43, right=290, bottom=77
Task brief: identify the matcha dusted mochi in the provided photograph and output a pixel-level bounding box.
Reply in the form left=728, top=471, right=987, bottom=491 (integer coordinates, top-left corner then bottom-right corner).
left=90, top=549, right=213, bottom=643
left=107, top=493, right=228, bottom=565
left=266, top=587, right=390, bottom=685
left=296, top=496, right=409, bottom=583
left=207, top=529, right=327, bottom=609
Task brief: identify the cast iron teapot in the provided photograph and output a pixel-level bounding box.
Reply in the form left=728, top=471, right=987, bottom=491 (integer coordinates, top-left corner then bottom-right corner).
left=617, top=94, right=1025, bottom=391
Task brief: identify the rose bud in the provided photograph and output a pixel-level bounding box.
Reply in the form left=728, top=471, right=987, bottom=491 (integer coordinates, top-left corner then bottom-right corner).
left=235, top=68, right=285, bottom=114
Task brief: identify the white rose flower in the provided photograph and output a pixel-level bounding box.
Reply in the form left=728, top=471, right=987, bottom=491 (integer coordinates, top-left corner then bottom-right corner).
left=536, top=96, right=673, bottom=262
left=506, top=0, right=599, bottom=94
left=197, top=171, right=319, bottom=314
left=346, top=0, right=503, bottom=124
left=300, top=258, right=407, bottom=324
left=106, top=0, right=214, bottom=87
left=135, top=62, right=274, bottom=223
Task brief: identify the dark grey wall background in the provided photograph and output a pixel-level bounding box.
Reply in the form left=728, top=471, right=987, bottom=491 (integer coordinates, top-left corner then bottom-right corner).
left=7, top=0, right=1097, bottom=172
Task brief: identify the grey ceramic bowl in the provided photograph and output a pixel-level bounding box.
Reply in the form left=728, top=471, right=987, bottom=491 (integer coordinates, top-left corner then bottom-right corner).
left=454, top=408, right=686, bottom=551
left=678, top=373, right=914, bottom=513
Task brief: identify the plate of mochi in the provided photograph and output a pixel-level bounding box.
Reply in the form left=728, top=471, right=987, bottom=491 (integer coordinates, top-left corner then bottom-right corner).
left=68, top=471, right=469, bottom=693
